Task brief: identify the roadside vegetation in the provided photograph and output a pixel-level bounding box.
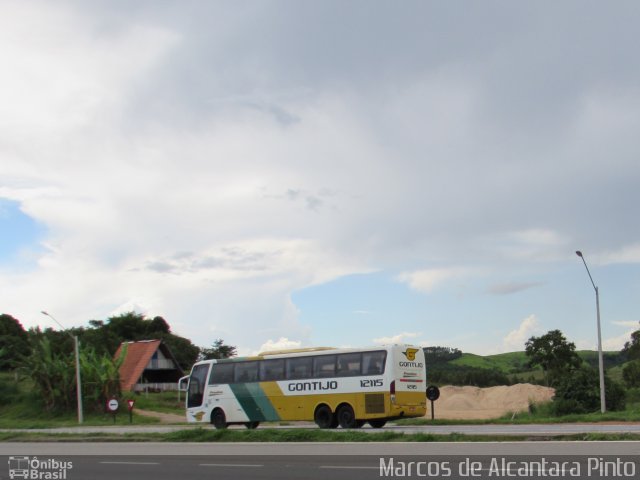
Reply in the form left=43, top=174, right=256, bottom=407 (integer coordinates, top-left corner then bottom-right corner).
left=0, top=371, right=160, bottom=428
left=127, top=390, right=185, bottom=416
left=425, top=324, right=640, bottom=418
left=1, top=310, right=639, bottom=431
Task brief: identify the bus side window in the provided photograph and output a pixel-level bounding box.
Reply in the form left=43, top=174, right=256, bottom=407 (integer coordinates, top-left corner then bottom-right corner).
left=260, top=359, right=285, bottom=381
left=362, top=351, right=386, bottom=375
left=286, top=357, right=312, bottom=380
left=209, top=363, right=234, bottom=384
left=336, top=353, right=361, bottom=377
left=235, top=361, right=258, bottom=383
left=313, top=355, right=336, bottom=378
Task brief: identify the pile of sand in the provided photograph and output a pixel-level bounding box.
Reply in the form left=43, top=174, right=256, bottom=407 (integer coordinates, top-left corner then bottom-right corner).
left=428, top=383, right=554, bottom=420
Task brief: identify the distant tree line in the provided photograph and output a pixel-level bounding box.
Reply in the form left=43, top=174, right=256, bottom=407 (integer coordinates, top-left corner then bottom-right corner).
left=427, top=364, right=511, bottom=387
left=423, top=346, right=462, bottom=365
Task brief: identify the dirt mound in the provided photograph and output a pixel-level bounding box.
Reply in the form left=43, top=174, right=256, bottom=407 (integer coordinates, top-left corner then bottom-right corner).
left=428, top=383, right=554, bottom=420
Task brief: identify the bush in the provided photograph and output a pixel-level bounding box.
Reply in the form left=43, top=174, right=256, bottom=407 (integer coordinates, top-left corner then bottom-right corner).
left=0, top=374, right=20, bottom=406
left=551, top=367, right=625, bottom=415
left=622, top=360, right=640, bottom=388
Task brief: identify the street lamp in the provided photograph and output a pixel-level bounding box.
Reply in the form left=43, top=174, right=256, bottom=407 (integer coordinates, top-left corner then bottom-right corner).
left=41, top=311, right=84, bottom=424
left=575, top=251, right=606, bottom=413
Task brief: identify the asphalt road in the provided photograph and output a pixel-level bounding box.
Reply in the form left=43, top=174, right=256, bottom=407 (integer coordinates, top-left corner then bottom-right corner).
left=1, top=442, right=639, bottom=480
left=2, top=422, right=640, bottom=436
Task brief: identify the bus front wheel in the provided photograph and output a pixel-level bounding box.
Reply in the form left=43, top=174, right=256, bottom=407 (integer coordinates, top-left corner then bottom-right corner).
left=211, top=408, right=228, bottom=429
left=336, top=404, right=357, bottom=429
left=314, top=405, right=335, bottom=429
left=245, top=421, right=260, bottom=429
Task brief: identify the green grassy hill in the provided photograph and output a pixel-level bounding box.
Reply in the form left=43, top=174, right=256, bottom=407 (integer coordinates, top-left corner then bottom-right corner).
left=427, top=349, right=627, bottom=387
left=450, top=352, right=528, bottom=374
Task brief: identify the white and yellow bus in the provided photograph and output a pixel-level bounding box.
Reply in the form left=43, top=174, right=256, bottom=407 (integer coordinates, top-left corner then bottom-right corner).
left=184, top=345, right=427, bottom=429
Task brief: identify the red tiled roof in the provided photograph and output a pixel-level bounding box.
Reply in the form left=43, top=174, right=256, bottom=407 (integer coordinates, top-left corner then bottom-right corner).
left=114, top=339, right=163, bottom=391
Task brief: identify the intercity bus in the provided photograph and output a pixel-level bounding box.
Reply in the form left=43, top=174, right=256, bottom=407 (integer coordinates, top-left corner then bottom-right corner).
left=183, top=345, right=427, bottom=429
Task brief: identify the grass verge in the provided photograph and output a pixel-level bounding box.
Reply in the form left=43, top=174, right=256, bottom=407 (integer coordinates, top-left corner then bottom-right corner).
left=0, top=428, right=639, bottom=443
left=124, top=391, right=185, bottom=416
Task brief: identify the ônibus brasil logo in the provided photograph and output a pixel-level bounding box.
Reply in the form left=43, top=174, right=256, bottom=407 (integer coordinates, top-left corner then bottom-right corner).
left=8, top=456, right=73, bottom=479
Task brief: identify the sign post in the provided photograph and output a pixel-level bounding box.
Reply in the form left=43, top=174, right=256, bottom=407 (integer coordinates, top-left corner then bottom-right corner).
left=106, top=397, right=119, bottom=424
left=426, top=385, right=440, bottom=421
left=127, top=399, right=135, bottom=424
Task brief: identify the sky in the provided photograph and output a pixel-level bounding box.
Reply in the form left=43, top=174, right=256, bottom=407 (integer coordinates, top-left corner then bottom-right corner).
left=1, top=0, right=639, bottom=356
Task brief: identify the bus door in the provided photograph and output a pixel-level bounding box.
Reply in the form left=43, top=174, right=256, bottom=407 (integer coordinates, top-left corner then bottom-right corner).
left=186, top=363, right=211, bottom=419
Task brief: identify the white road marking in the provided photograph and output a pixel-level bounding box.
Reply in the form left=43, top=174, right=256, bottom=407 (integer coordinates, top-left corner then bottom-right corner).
left=319, top=465, right=380, bottom=470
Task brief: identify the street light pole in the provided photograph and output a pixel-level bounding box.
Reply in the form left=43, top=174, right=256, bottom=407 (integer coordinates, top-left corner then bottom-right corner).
left=41, top=311, right=84, bottom=424
left=575, top=251, right=606, bottom=414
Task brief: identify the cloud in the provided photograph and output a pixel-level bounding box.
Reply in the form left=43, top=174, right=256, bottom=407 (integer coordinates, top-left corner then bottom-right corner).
left=602, top=333, right=632, bottom=351
left=487, top=281, right=544, bottom=295
left=503, top=315, right=541, bottom=352
left=1, top=2, right=640, bottom=356
left=598, top=244, right=640, bottom=264
left=484, top=229, right=569, bottom=263
left=373, top=332, right=421, bottom=345
left=612, top=320, right=640, bottom=328
left=396, top=268, right=467, bottom=294
left=257, top=337, right=302, bottom=354
left=602, top=320, right=639, bottom=351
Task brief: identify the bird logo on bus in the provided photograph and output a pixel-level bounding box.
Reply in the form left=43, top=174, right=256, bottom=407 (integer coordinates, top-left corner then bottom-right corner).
left=402, top=348, right=419, bottom=361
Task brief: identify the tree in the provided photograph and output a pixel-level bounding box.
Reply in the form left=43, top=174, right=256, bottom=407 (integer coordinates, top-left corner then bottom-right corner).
left=149, top=316, right=170, bottom=334
left=423, top=346, right=462, bottom=365
left=199, top=339, right=237, bottom=360
left=21, top=336, right=126, bottom=413
left=552, top=367, right=626, bottom=415
left=162, top=335, right=200, bottom=371
left=525, top=330, right=582, bottom=385
left=621, top=322, right=640, bottom=388
left=622, top=360, right=640, bottom=388
left=81, top=345, right=125, bottom=411
left=0, top=314, right=30, bottom=370
left=20, top=336, right=76, bottom=412
left=74, top=312, right=200, bottom=370
left=622, top=322, right=640, bottom=361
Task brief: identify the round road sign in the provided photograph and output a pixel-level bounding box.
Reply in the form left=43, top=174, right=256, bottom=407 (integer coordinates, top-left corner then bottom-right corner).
left=107, top=398, right=119, bottom=412
left=426, top=385, right=440, bottom=401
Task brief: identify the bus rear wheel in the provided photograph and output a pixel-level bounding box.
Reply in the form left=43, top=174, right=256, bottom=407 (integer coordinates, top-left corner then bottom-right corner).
left=245, top=421, right=260, bottom=429
left=211, top=408, right=228, bottom=429
left=336, top=404, right=357, bottom=429
left=314, top=405, right=335, bottom=429
left=368, top=419, right=387, bottom=428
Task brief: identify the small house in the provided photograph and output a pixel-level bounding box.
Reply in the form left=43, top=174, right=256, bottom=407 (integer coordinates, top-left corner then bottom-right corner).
left=114, top=339, right=184, bottom=392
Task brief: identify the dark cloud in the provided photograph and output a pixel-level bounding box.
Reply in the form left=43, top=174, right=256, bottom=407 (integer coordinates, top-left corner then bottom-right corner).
left=487, top=282, right=545, bottom=296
